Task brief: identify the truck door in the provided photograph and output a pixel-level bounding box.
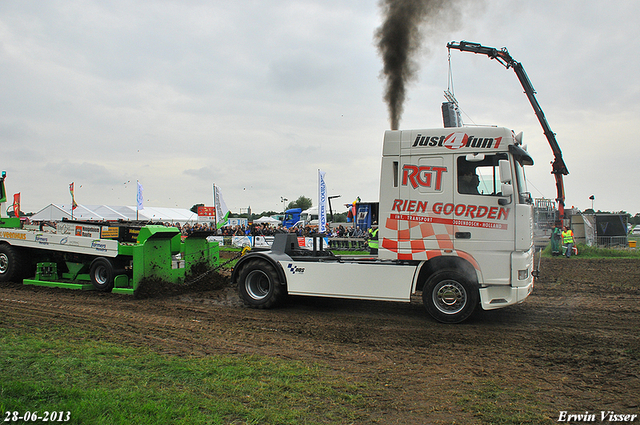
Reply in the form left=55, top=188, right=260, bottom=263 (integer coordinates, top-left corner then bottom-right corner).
left=453, top=153, right=515, bottom=285
left=391, top=154, right=454, bottom=259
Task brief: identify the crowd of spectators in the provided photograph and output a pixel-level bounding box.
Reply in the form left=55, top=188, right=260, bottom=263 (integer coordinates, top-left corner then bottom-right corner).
left=167, top=221, right=296, bottom=237
left=164, top=220, right=368, bottom=239
left=34, top=217, right=369, bottom=240
left=328, top=225, right=366, bottom=238
left=30, top=218, right=369, bottom=251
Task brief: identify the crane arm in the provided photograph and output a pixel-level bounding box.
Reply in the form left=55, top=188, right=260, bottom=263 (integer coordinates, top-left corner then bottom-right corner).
left=447, top=41, right=568, bottom=218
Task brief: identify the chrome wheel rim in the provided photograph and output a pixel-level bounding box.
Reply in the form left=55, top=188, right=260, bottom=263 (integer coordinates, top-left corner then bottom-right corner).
left=0, top=253, right=8, bottom=274
left=245, top=270, right=271, bottom=300
left=94, top=265, right=109, bottom=285
left=433, top=280, right=467, bottom=315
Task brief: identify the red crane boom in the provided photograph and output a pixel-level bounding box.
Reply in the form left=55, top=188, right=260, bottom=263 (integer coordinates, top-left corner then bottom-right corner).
left=447, top=41, right=568, bottom=221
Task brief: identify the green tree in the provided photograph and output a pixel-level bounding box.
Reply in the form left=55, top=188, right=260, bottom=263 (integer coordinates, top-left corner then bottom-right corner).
left=287, top=196, right=312, bottom=210
left=332, top=212, right=348, bottom=223
left=256, top=211, right=278, bottom=218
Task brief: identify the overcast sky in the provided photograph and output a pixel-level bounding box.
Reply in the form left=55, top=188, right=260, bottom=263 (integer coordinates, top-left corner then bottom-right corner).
left=2, top=0, right=639, bottom=217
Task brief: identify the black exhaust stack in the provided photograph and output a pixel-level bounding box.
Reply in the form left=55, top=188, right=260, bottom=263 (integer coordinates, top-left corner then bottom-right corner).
left=442, top=90, right=462, bottom=128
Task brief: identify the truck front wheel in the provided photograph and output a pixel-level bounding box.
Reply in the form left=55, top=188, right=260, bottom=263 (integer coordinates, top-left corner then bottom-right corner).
left=0, top=244, right=25, bottom=282
left=90, top=258, right=115, bottom=292
left=237, top=259, right=285, bottom=309
left=422, top=270, right=478, bottom=324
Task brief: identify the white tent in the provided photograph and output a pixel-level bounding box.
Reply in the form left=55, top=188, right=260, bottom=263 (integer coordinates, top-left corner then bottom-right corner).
left=254, top=216, right=280, bottom=225
left=30, top=204, right=198, bottom=224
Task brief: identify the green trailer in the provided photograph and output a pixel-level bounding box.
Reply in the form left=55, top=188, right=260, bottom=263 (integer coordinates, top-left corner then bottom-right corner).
left=0, top=223, right=219, bottom=294
left=0, top=172, right=219, bottom=294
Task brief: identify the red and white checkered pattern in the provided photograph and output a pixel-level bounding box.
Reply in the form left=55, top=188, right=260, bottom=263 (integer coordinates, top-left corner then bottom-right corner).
left=382, top=215, right=479, bottom=270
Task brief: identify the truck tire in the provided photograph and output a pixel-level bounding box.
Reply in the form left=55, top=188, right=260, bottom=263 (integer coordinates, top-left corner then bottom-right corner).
left=422, top=270, right=478, bottom=324
left=0, top=244, right=25, bottom=283
left=90, top=258, right=115, bottom=292
left=237, top=259, right=285, bottom=309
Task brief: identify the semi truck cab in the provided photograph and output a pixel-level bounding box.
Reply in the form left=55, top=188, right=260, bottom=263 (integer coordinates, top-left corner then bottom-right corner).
left=233, top=126, right=535, bottom=323
left=379, top=127, right=534, bottom=315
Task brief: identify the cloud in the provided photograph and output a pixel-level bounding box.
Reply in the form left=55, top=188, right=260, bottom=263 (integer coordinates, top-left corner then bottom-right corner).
left=45, top=160, right=124, bottom=187
left=1, top=0, right=639, bottom=215
left=183, top=166, right=215, bottom=181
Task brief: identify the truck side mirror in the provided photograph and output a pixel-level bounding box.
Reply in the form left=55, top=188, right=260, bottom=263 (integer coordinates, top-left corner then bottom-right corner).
left=499, top=184, right=513, bottom=206
left=499, top=160, right=511, bottom=184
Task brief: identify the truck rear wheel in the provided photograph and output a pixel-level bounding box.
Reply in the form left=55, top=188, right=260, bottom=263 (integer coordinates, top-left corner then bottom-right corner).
left=90, top=258, right=115, bottom=292
left=422, top=270, right=478, bottom=324
left=237, top=259, right=285, bottom=309
left=0, top=244, right=25, bottom=282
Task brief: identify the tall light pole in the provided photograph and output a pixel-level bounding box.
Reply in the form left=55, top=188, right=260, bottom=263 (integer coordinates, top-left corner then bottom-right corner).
left=328, top=195, right=341, bottom=222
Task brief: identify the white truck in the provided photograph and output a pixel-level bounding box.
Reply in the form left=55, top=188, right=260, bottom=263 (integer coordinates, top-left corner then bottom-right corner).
left=233, top=126, right=536, bottom=323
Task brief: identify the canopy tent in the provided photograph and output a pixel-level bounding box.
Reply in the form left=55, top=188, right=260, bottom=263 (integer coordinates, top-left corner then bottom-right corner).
left=253, top=216, right=280, bottom=225
left=30, top=204, right=198, bottom=224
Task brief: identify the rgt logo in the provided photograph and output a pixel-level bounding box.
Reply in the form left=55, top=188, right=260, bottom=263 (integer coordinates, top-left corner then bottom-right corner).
left=402, top=165, right=447, bottom=190
left=287, top=263, right=305, bottom=275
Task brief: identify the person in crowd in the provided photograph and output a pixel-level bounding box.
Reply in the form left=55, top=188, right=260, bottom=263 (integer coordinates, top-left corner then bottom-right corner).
left=367, top=222, right=379, bottom=254
left=551, top=223, right=562, bottom=256
left=562, top=225, right=575, bottom=258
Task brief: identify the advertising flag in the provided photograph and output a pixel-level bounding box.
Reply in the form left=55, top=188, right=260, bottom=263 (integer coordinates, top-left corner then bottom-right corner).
left=12, top=193, right=20, bottom=218
left=318, top=169, right=327, bottom=233
left=213, top=184, right=230, bottom=229
left=0, top=171, right=6, bottom=203
left=69, top=182, right=78, bottom=210
left=137, top=181, right=144, bottom=210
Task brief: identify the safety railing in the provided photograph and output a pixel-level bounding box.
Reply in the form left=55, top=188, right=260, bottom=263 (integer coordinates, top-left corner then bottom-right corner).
left=596, top=236, right=628, bottom=248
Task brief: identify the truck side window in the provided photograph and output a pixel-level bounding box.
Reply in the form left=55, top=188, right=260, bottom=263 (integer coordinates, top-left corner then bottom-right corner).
left=458, top=161, right=480, bottom=194
left=457, top=155, right=506, bottom=196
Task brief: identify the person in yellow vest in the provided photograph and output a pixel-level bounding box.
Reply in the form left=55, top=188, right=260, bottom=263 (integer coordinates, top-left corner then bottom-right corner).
left=562, top=225, right=575, bottom=258
left=368, top=222, right=379, bottom=254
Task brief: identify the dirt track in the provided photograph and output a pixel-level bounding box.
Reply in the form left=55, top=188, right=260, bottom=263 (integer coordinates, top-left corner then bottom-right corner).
left=1, top=257, right=639, bottom=424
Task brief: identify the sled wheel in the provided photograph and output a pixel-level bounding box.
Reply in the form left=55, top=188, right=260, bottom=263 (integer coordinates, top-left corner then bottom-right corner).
left=0, top=244, right=25, bottom=282
left=422, top=270, right=478, bottom=324
left=238, top=259, right=285, bottom=309
left=90, top=258, right=115, bottom=292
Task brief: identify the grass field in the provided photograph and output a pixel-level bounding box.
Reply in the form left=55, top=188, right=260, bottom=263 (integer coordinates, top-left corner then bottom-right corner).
left=4, top=242, right=633, bottom=424
left=0, top=324, right=372, bottom=425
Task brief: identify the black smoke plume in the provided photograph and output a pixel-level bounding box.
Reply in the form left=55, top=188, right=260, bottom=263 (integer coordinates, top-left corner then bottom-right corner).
left=375, top=0, right=464, bottom=130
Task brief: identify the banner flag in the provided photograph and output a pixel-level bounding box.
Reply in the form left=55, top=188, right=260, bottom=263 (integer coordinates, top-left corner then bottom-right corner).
left=213, top=184, right=230, bottom=229
left=137, top=181, right=144, bottom=211
left=69, top=182, right=78, bottom=210
left=12, top=193, right=20, bottom=218
left=0, top=171, right=6, bottom=204
left=318, top=169, right=327, bottom=233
